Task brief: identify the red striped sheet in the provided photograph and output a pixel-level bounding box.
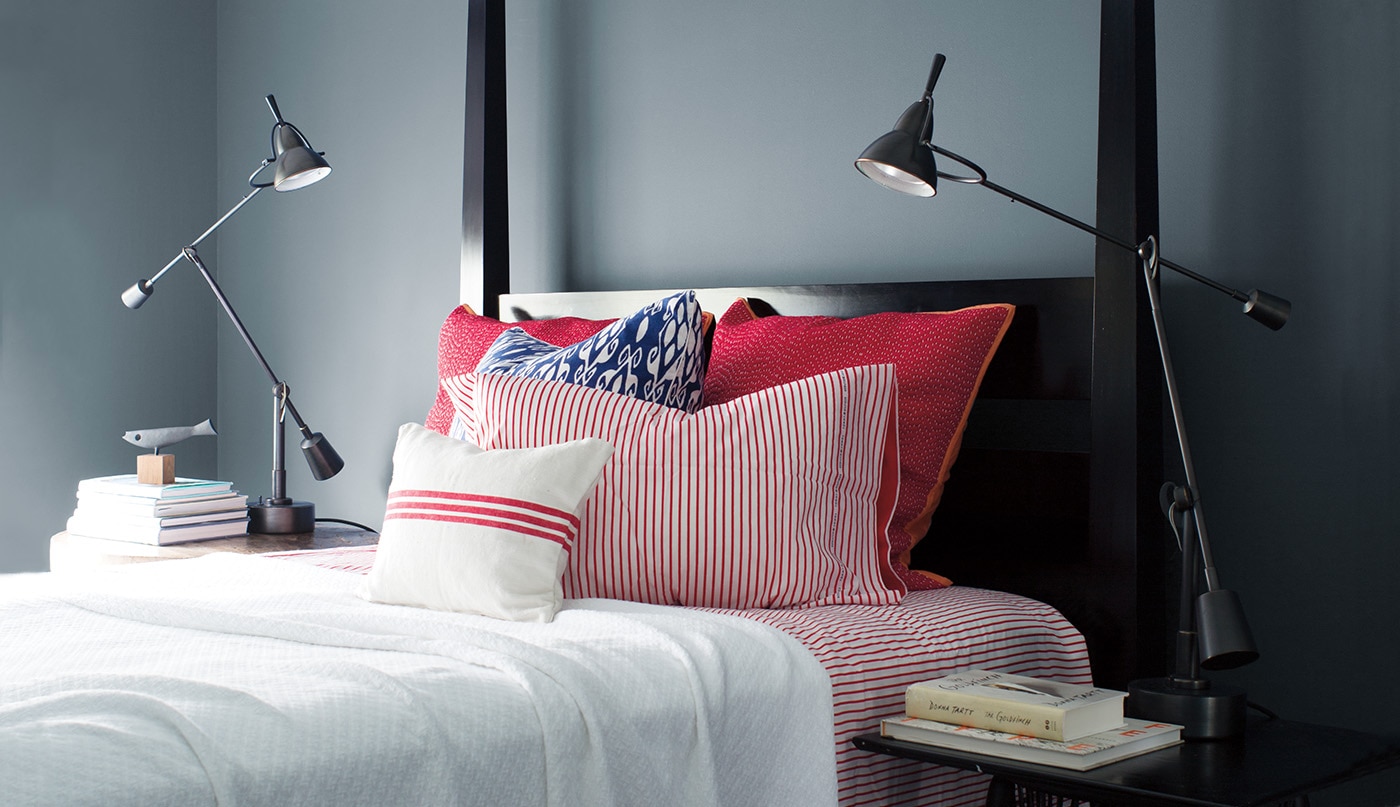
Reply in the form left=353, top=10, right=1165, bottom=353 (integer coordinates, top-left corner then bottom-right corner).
left=270, top=545, right=1091, bottom=807
left=706, top=586, right=1091, bottom=806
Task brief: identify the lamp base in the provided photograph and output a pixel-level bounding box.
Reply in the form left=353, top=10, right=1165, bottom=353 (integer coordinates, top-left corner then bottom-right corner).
left=1127, top=677, right=1248, bottom=740
left=248, top=499, right=316, bottom=534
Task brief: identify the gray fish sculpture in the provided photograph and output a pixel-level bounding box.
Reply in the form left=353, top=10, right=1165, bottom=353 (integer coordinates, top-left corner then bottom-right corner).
left=123, top=419, right=217, bottom=453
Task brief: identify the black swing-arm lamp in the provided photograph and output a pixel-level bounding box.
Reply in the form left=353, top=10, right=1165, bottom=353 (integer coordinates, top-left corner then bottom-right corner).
left=121, top=95, right=341, bottom=535
left=857, top=53, right=1288, bottom=739
left=856, top=55, right=1290, bottom=329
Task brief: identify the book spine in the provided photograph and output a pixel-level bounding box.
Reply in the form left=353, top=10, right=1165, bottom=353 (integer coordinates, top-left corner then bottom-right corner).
left=905, top=684, right=1071, bottom=741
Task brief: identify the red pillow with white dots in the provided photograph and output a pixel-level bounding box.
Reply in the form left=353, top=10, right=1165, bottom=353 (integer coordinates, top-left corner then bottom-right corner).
left=423, top=305, right=614, bottom=437
left=704, top=300, right=1014, bottom=590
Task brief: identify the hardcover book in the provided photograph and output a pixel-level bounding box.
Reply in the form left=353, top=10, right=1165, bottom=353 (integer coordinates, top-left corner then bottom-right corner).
left=69, top=508, right=248, bottom=530
left=75, top=491, right=249, bottom=518
left=76, top=475, right=235, bottom=500
left=66, top=514, right=250, bottom=546
left=905, top=669, right=1126, bottom=741
left=880, top=715, right=1182, bottom=771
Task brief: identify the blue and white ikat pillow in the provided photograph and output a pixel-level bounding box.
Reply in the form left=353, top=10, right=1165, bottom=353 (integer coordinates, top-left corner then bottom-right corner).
left=475, top=290, right=708, bottom=412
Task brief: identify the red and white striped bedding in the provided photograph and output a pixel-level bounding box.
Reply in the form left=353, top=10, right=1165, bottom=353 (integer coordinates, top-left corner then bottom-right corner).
left=273, top=545, right=1092, bottom=807
left=450, top=367, right=905, bottom=610
left=708, top=586, right=1091, bottom=806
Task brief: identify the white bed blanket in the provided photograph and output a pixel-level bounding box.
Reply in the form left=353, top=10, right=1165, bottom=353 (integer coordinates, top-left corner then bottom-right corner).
left=0, top=555, right=836, bottom=807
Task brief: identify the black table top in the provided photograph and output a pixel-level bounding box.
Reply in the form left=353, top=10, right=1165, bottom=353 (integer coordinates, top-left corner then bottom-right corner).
left=852, top=717, right=1400, bottom=807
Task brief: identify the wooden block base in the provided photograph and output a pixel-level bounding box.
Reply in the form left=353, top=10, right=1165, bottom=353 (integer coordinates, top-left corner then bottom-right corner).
left=137, top=453, right=176, bottom=485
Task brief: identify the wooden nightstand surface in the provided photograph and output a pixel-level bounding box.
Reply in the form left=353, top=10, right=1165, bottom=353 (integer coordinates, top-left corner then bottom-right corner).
left=50, top=523, right=378, bottom=572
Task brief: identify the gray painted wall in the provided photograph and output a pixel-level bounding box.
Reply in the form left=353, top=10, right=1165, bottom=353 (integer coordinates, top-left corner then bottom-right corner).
left=1156, top=6, right=1400, bottom=800
left=212, top=0, right=465, bottom=532
left=0, top=1, right=217, bottom=573
left=506, top=0, right=1103, bottom=293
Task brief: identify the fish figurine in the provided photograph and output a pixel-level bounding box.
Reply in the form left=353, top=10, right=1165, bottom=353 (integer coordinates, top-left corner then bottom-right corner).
left=123, top=419, right=217, bottom=453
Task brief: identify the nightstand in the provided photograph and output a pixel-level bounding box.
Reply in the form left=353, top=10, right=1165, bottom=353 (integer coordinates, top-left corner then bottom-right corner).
left=853, top=715, right=1400, bottom=806
left=50, top=522, right=378, bottom=573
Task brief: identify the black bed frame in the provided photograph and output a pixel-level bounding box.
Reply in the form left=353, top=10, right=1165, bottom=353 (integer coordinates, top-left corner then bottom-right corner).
left=461, top=0, right=1169, bottom=691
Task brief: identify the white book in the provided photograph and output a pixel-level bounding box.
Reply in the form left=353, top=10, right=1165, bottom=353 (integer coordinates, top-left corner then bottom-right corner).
left=906, top=669, right=1126, bottom=741
left=66, top=515, right=250, bottom=546
left=70, top=507, right=248, bottom=529
left=880, top=715, right=1183, bottom=771
left=75, top=491, right=249, bottom=517
left=77, top=474, right=234, bottom=500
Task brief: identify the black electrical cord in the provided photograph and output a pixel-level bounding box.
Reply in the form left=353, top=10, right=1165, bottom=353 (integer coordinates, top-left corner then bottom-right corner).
left=314, top=517, right=378, bottom=534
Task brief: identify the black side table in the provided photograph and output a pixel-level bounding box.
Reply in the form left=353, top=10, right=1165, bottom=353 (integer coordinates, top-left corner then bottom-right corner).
left=853, top=716, right=1400, bottom=806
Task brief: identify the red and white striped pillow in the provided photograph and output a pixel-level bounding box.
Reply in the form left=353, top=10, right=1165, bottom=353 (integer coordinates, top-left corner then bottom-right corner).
left=444, top=364, right=906, bottom=609
left=361, top=423, right=613, bottom=621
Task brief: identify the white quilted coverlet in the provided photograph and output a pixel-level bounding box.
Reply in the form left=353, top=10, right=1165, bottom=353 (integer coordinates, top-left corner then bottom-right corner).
left=0, top=554, right=836, bottom=807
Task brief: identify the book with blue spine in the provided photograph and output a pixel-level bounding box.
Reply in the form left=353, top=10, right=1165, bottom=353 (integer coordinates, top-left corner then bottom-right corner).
left=76, top=474, right=235, bottom=500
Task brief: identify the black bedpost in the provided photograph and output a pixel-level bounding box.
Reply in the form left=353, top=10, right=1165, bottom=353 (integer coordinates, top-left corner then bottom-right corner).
left=462, top=0, right=509, bottom=318
left=1090, top=0, right=1169, bottom=689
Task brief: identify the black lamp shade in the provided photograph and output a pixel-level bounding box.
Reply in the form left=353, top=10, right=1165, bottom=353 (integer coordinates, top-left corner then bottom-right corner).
left=1197, top=588, right=1260, bottom=670
left=855, top=100, right=938, bottom=197
left=272, top=123, right=332, bottom=192
left=301, top=432, right=344, bottom=481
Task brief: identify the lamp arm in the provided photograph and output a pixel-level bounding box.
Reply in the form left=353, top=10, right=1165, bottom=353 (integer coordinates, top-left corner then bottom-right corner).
left=1140, top=240, right=1221, bottom=592
left=969, top=172, right=1245, bottom=587
left=277, top=390, right=315, bottom=437
left=183, top=246, right=320, bottom=504
left=978, top=179, right=1250, bottom=304
left=145, top=186, right=265, bottom=289
left=181, top=246, right=284, bottom=394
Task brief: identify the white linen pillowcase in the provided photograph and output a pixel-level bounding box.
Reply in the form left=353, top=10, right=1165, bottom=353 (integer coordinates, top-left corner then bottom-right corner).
left=361, top=423, right=613, bottom=622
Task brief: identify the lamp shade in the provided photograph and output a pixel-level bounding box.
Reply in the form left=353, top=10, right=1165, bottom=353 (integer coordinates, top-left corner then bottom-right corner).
left=855, top=100, right=938, bottom=197
left=301, top=431, right=344, bottom=481
left=1197, top=588, right=1260, bottom=670
left=271, top=123, right=332, bottom=192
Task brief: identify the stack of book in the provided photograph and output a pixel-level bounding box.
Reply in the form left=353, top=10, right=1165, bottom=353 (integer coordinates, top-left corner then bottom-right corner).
left=880, top=669, right=1182, bottom=771
left=66, top=474, right=250, bottom=545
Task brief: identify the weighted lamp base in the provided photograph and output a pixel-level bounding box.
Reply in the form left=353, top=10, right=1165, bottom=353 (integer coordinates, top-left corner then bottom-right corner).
left=1127, top=677, right=1248, bottom=740
left=248, top=500, right=316, bottom=534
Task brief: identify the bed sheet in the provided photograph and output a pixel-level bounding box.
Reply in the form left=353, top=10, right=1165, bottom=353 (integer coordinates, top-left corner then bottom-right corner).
left=278, top=546, right=1093, bottom=807
left=0, top=554, right=835, bottom=807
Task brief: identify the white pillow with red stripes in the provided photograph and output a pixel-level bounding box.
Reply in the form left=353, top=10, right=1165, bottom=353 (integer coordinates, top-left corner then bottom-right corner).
left=444, top=364, right=907, bottom=609
left=361, top=422, right=613, bottom=621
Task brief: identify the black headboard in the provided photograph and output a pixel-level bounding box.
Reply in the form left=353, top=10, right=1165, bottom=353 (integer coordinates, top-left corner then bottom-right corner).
left=465, top=0, right=1169, bottom=690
